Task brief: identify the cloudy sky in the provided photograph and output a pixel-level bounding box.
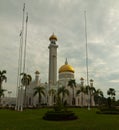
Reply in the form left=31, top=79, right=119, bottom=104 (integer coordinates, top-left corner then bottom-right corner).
left=1, top=0, right=119, bottom=98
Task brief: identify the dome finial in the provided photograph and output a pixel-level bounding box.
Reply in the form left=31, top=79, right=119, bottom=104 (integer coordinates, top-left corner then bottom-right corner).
left=49, top=33, right=57, bottom=41
left=65, top=58, right=68, bottom=65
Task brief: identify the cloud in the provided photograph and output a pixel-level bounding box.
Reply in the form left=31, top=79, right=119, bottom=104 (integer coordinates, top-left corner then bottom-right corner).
left=110, top=79, right=119, bottom=83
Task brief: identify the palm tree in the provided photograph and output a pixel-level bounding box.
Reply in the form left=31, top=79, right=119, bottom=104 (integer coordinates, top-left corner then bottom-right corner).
left=107, top=88, right=116, bottom=99
left=20, top=73, right=32, bottom=106
left=96, top=89, right=103, bottom=97
left=49, top=88, right=57, bottom=104
left=57, top=86, right=69, bottom=103
left=89, top=86, right=96, bottom=95
left=85, top=85, right=90, bottom=94
left=20, top=73, right=32, bottom=86
left=76, top=86, right=86, bottom=106
left=89, top=86, right=96, bottom=106
left=34, top=86, right=45, bottom=107
left=0, top=89, right=6, bottom=105
left=68, top=79, right=76, bottom=105
left=94, top=89, right=103, bottom=106
left=85, top=85, right=96, bottom=107
left=0, top=70, right=7, bottom=89
left=76, top=89, right=81, bottom=95
left=107, top=88, right=116, bottom=108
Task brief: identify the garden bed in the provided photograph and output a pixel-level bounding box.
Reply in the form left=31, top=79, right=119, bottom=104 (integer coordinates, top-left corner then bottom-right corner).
left=43, top=110, right=78, bottom=121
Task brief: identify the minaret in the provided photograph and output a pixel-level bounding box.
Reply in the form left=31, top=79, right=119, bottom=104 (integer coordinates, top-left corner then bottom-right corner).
left=80, top=77, right=84, bottom=86
left=35, top=70, right=40, bottom=86
left=48, top=33, right=58, bottom=87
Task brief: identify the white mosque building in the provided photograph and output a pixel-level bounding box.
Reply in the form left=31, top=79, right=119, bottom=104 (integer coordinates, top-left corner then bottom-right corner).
left=23, top=34, right=95, bottom=107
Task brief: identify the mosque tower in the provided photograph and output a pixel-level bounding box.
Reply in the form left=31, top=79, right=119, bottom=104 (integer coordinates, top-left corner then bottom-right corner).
left=48, top=33, right=58, bottom=87
left=35, top=70, right=40, bottom=86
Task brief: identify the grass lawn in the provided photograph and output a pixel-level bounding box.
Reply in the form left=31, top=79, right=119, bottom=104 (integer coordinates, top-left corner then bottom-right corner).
left=0, top=108, right=119, bottom=130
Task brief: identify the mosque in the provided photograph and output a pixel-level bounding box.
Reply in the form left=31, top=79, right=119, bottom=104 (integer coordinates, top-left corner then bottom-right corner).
left=18, top=34, right=95, bottom=108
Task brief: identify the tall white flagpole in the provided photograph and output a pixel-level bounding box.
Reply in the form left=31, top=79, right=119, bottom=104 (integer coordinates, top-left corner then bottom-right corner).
left=15, top=31, right=22, bottom=111
left=16, top=3, right=25, bottom=111
left=23, top=12, right=28, bottom=74
left=84, top=11, right=90, bottom=110
left=20, top=3, right=25, bottom=74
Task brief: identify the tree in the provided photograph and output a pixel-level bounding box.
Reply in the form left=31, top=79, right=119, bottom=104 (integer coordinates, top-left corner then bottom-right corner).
left=20, top=73, right=32, bottom=86
left=89, top=86, right=96, bottom=106
left=34, top=86, right=45, bottom=107
left=94, top=89, right=103, bottom=106
left=0, top=70, right=7, bottom=89
left=0, top=89, right=6, bottom=105
left=95, top=89, right=103, bottom=97
left=107, top=88, right=116, bottom=99
left=68, top=79, right=76, bottom=105
left=89, top=86, right=96, bottom=95
left=57, top=86, right=69, bottom=103
left=76, top=86, right=86, bottom=106
left=49, top=88, right=57, bottom=104
left=107, top=88, right=116, bottom=108
left=53, top=86, right=69, bottom=112
left=0, top=70, right=7, bottom=106
left=85, top=85, right=88, bottom=94
left=20, top=73, right=32, bottom=106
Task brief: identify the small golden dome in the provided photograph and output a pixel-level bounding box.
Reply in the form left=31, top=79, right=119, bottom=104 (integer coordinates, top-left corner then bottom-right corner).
left=49, top=33, right=57, bottom=41
left=80, top=77, right=84, bottom=80
left=90, top=79, right=94, bottom=82
left=59, top=59, right=75, bottom=73
left=35, top=70, right=40, bottom=74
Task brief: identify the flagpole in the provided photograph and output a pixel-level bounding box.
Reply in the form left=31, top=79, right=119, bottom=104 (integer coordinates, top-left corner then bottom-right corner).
left=23, top=12, right=28, bottom=107
left=23, top=12, right=28, bottom=74
left=15, top=31, right=22, bottom=111
left=20, top=3, right=25, bottom=75
left=84, top=11, right=90, bottom=110
left=16, top=3, right=25, bottom=111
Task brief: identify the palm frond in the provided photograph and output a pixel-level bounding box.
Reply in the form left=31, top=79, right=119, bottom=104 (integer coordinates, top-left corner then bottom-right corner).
left=2, top=70, right=7, bottom=74
left=76, top=90, right=81, bottom=95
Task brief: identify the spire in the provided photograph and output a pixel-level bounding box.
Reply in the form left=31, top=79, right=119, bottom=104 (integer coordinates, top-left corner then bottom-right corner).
left=65, top=58, right=68, bottom=65
left=49, top=33, right=57, bottom=41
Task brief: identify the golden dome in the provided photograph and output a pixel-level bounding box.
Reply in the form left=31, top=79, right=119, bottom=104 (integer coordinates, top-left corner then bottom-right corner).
left=35, top=70, right=40, bottom=74
left=90, top=79, right=94, bottom=82
left=80, top=77, right=84, bottom=80
left=49, top=33, right=57, bottom=41
left=59, top=59, right=75, bottom=73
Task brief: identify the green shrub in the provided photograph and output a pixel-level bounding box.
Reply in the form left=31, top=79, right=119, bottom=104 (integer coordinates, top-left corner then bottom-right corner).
left=43, top=110, right=78, bottom=121
left=97, top=106, right=119, bottom=114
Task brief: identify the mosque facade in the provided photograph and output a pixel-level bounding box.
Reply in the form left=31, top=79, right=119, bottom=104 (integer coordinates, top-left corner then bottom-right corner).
left=24, top=34, right=95, bottom=107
